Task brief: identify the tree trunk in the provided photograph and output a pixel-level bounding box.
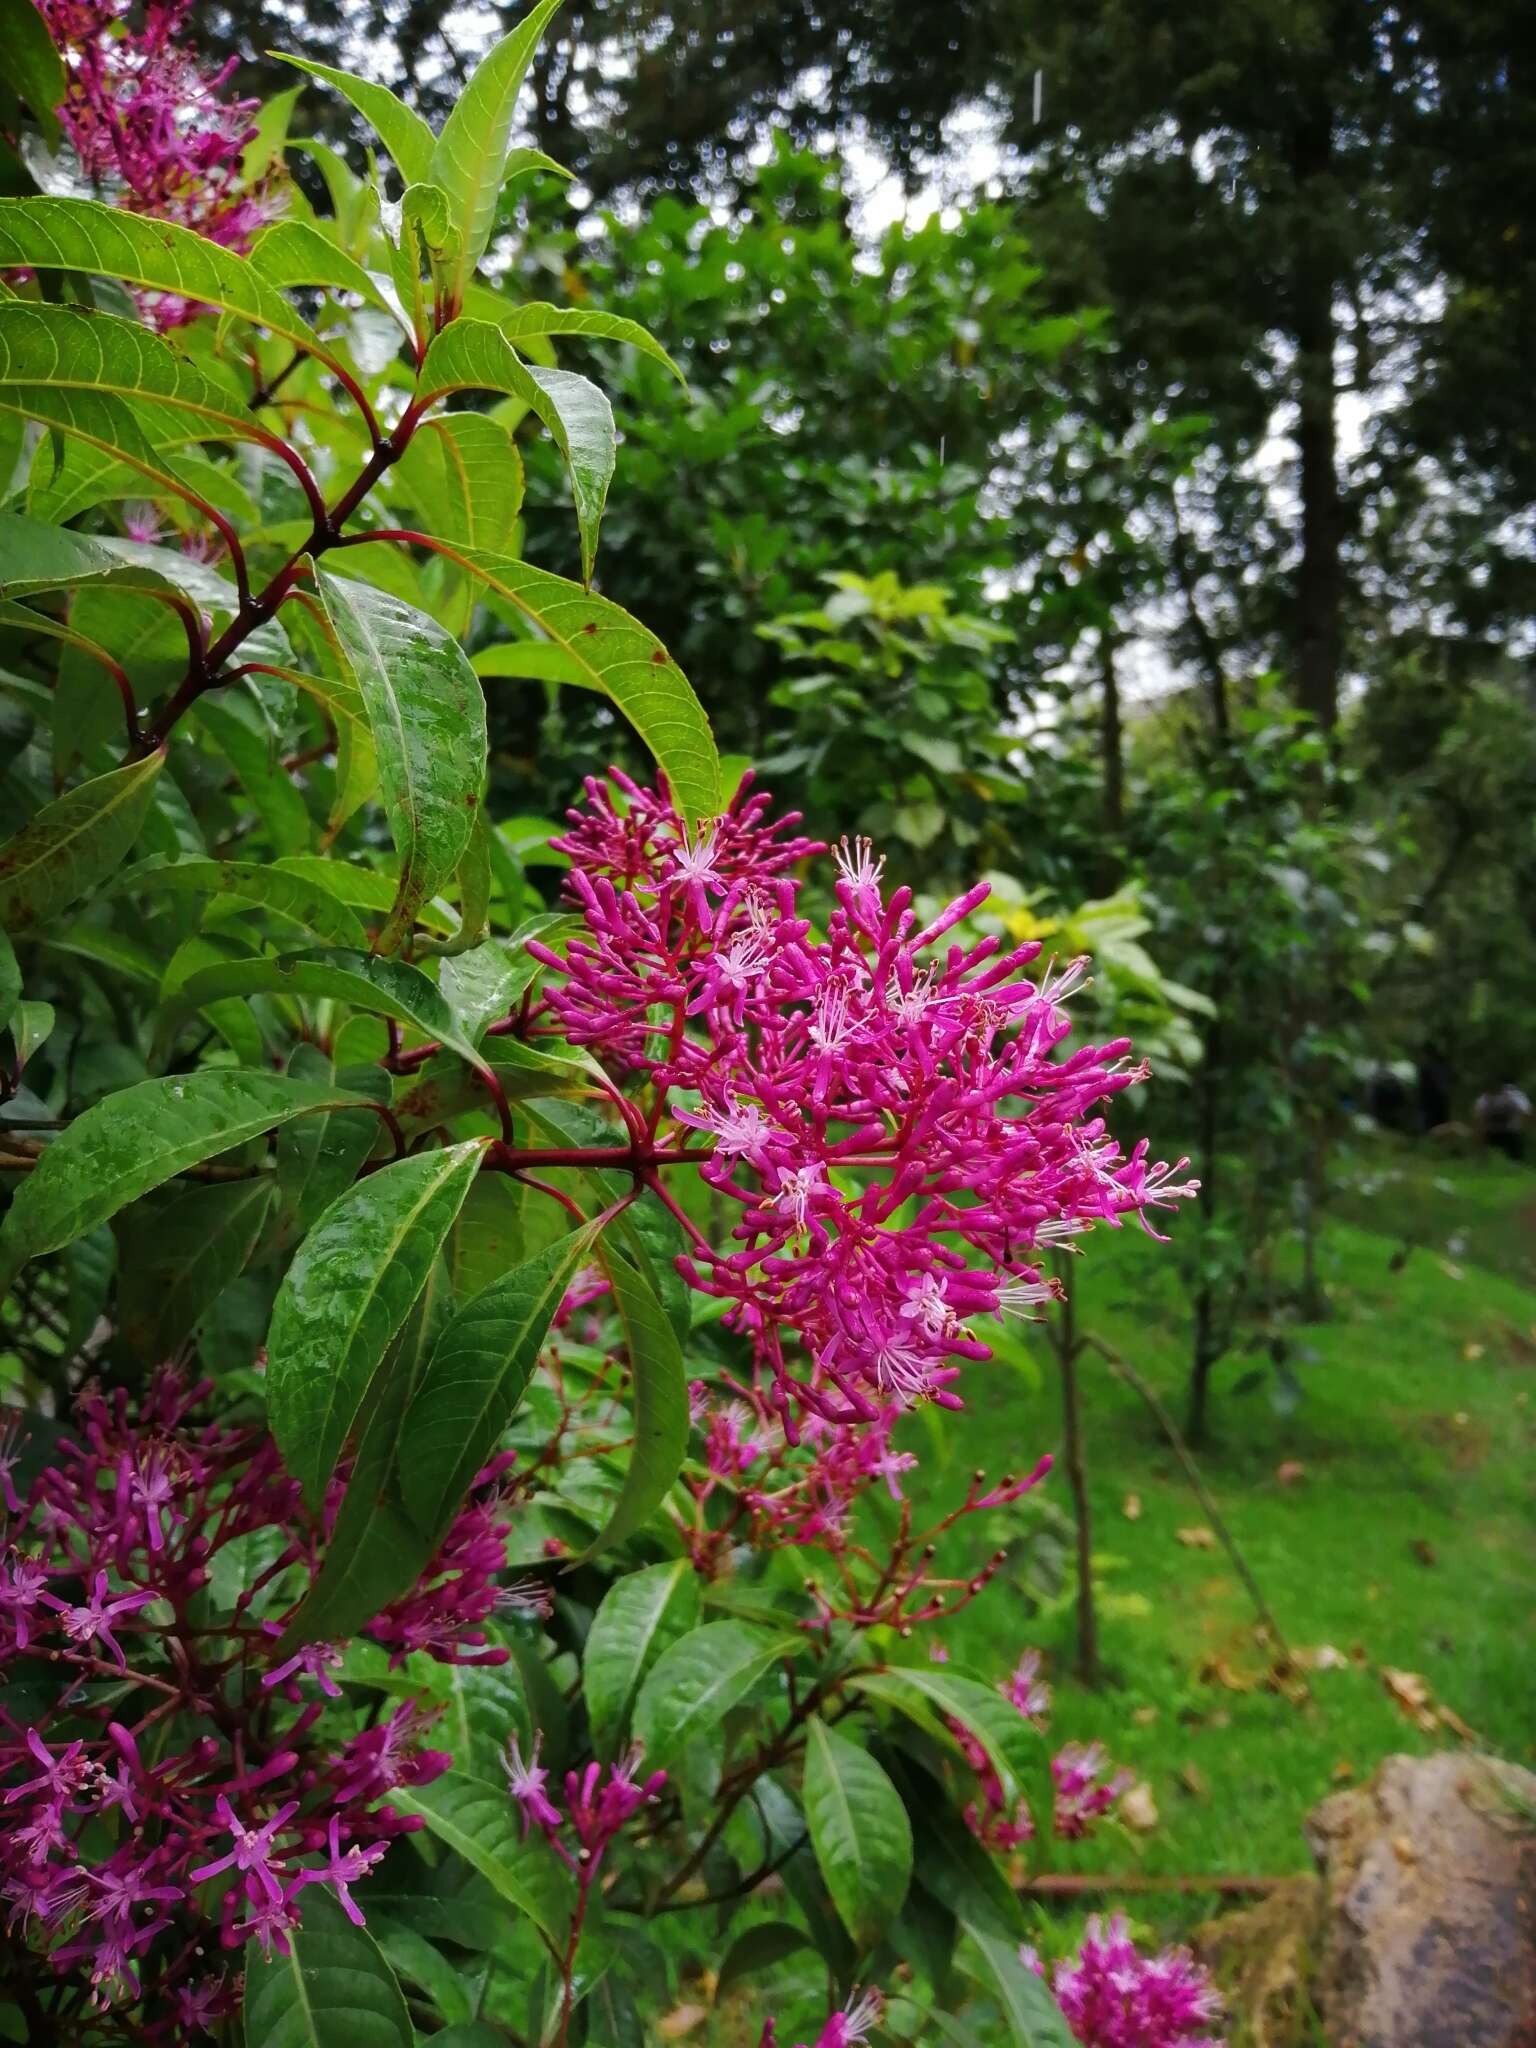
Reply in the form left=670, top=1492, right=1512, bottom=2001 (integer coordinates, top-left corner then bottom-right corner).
left=1100, top=626, right=1124, bottom=838
left=1055, top=1265, right=1100, bottom=1686
left=1291, top=95, right=1342, bottom=733
left=1187, top=1016, right=1223, bottom=1445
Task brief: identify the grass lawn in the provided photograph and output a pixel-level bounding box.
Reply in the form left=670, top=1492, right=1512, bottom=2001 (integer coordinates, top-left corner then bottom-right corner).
left=935, top=1140, right=1536, bottom=1943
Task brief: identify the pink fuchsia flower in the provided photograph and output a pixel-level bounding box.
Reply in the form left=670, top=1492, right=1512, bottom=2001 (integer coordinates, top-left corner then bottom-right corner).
left=188, top=1795, right=299, bottom=1903
left=1005, top=1649, right=1052, bottom=1724
left=37, top=1568, right=153, bottom=1666
left=1052, top=1742, right=1134, bottom=1839
left=758, top=1989, right=886, bottom=2048
left=1038, top=1916, right=1225, bottom=2048
left=504, top=1732, right=563, bottom=1837
left=562, top=1747, right=667, bottom=1865
left=291, top=1815, right=387, bottom=1927
left=534, top=772, right=1196, bottom=1441
left=37, top=0, right=282, bottom=308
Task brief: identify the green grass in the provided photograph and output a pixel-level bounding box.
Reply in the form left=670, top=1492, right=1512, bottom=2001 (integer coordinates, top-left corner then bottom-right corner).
left=936, top=1143, right=1536, bottom=1941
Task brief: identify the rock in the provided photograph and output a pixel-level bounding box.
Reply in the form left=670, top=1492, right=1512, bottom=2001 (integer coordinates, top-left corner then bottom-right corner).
left=1305, top=1751, right=1536, bottom=2048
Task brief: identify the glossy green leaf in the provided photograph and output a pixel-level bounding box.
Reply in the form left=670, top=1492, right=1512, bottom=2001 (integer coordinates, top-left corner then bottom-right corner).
left=0, top=752, right=164, bottom=933
left=0, top=1071, right=369, bottom=1286
left=715, top=1922, right=818, bottom=2001
left=176, top=950, right=483, bottom=1071
left=386, top=1773, right=573, bottom=1941
left=631, top=1621, right=798, bottom=1766
left=420, top=322, right=613, bottom=583
left=395, top=411, right=524, bottom=551
left=429, top=0, right=564, bottom=292
left=453, top=547, right=720, bottom=825
left=437, top=914, right=574, bottom=1043
left=114, top=856, right=369, bottom=948
left=491, top=300, right=686, bottom=386
left=849, top=1668, right=1040, bottom=1808
left=276, top=1045, right=390, bottom=1237
left=9, top=1000, right=54, bottom=1072
left=278, top=1260, right=451, bottom=1648
left=115, top=1177, right=276, bottom=1361
left=0, top=198, right=331, bottom=366
left=249, top=219, right=408, bottom=332
left=314, top=569, right=487, bottom=953
left=0, top=301, right=273, bottom=455
left=265, top=1140, right=487, bottom=1506
left=583, top=1557, right=700, bottom=1761
left=0, top=931, right=18, bottom=1036
left=401, top=1221, right=599, bottom=1547
left=3, top=0, right=66, bottom=146
left=275, top=55, right=436, bottom=184
left=802, top=1717, right=913, bottom=1947
left=962, top=1924, right=1077, bottom=2048
left=242, top=1886, right=413, bottom=2048
left=578, top=1245, right=690, bottom=1561
left=193, top=693, right=313, bottom=859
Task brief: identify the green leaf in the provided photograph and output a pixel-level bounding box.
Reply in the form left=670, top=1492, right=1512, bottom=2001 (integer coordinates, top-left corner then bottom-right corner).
left=454, top=548, right=720, bottom=825
left=0, top=930, right=18, bottom=1036
left=0, top=301, right=275, bottom=459
left=0, top=1070, right=370, bottom=1287
left=420, top=321, right=613, bottom=582
left=583, top=1558, right=700, bottom=1761
left=386, top=1773, right=573, bottom=1941
left=279, top=1259, right=451, bottom=1648
left=802, top=1717, right=913, bottom=1948
left=250, top=219, right=409, bottom=333
left=429, top=0, right=564, bottom=294
left=9, top=1000, right=54, bottom=1072
left=395, top=412, right=524, bottom=551
left=849, top=1668, right=1040, bottom=1808
left=631, top=1621, right=798, bottom=1766
left=372, top=1921, right=474, bottom=2026
left=277, top=1046, right=390, bottom=1238
left=175, top=950, right=485, bottom=1072
left=114, top=856, right=369, bottom=948
left=2, top=0, right=66, bottom=146
left=265, top=1140, right=487, bottom=1506
left=487, top=299, right=686, bottom=386
left=961, top=1924, right=1077, bottom=2048
left=0, top=753, right=163, bottom=932
left=275, top=55, right=436, bottom=185
left=0, top=198, right=332, bottom=367
left=401, top=1221, right=599, bottom=1548
left=242, top=1886, right=413, bottom=2048
left=578, top=1246, right=689, bottom=1562
left=314, top=569, right=487, bottom=954
left=115, top=1178, right=276, bottom=1362
left=715, top=1922, right=817, bottom=2001
left=437, top=914, right=574, bottom=1042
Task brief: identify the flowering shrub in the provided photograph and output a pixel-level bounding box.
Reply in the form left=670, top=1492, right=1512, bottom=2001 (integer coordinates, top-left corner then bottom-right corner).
left=0, top=4, right=1216, bottom=2044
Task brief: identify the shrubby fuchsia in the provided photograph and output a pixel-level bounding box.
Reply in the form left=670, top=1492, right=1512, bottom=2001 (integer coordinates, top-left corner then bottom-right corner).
left=1029, top=1916, right=1226, bottom=2048
left=37, top=0, right=277, bottom=318
left=0, top=1373, right=528, bottom=2036
left=532, top=772, right=1196, bottom=1438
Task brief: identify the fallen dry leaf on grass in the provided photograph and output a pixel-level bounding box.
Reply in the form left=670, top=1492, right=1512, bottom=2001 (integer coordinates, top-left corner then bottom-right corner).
left=1120, top=1781, right=1160, bottom=1831
left=1178, top=1763, right=1210, bottom=1800
left=1176, top=1525, right=1217, bottom=1549
left=1121, top=1491, right=1143, bottom=1521
left=1380, top=1665, right=1479, bottom=1743
left=1275, top=1460, right=1307, bottom=1486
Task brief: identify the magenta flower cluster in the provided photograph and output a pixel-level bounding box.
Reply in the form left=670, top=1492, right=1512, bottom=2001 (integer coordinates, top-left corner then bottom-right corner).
left=1031, top=1916, right=1226, bottom=2048
left=949, top=1650, right=1132, bottom=1853
left=533, top=772, right=1196, bottom=1438
left=759, top=1988, right=885, bottom=2048
left=0, top=1372, right=526, bottom=2034
left=37, top=0, right=276, bottom=317
left=504, top=1732, right=666, bottom=1875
